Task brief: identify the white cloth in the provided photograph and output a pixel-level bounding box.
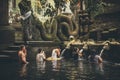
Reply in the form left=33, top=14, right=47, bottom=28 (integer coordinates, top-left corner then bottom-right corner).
left=52, top=49, right=57, bottom=59
left=21, top=11, right=32, bottom=20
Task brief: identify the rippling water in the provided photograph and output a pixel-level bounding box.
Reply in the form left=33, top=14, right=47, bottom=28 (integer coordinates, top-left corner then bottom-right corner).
left=0, top=59, right=120, bottom=80
left=0, top=45, right=120, bottom=80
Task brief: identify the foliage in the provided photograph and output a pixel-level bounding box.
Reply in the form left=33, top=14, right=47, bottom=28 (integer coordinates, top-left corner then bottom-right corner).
left=85, top=0, right=105, bottom=18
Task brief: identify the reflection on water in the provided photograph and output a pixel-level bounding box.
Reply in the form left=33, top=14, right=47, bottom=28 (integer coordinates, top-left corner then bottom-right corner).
left=36, top=61, right=46, bottom=73
left=19, top=64, right=28, bottom=77
left=0, top=59, right=120, bottom=80
left=89, top=63, right=104, bottom=75
left=52, top=60, right=61, bottom=71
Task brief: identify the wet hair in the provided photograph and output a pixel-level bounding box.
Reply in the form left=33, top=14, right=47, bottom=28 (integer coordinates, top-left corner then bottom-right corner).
left=38, top=48, right=42, bottom=53
left=56, top=46, right=61, bottom=49
left=20, top=45, right=25, bottom=50
left=73, top=47, right=78, bottom=51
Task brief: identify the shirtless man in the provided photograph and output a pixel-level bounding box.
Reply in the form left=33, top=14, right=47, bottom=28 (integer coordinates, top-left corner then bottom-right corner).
left=18, top=45, right=28, bottom=64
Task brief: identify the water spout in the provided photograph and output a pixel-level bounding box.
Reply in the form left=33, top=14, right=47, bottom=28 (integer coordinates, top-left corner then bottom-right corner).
left=99, top=41, right=110, bottom=57
left=99, top=49, right=104, bottom=57
left=78, top=49, right=84, bottom=60
left=60, top=48, right=67, bottom=58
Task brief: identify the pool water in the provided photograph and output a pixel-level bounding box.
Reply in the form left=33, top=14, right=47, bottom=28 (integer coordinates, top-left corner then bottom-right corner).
left=0, top=45, right=120, bottom=80
left=0, top=59, right=120, bottom=80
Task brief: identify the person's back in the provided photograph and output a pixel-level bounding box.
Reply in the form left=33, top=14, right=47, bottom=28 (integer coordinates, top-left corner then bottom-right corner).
left=95, top=55, right=103, bottom=63
left=36, top=52, right=45, bottom=62
left=18, top=50, right=26, bottom=63
left=36, top=49, right=46, bottom=62
left=88, top=50, right=103, bottom=63
left=51, top=48, right=61, bottom=59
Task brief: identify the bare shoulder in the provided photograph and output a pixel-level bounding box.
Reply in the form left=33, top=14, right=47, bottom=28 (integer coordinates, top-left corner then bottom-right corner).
left=18, top=50, right=22, bottom=55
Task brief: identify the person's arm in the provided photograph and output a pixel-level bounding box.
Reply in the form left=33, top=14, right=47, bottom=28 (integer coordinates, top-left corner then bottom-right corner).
left=21, top=53, right=28, bottom=64
left=57, top=49, right=60, bottom=57
left=42, top=51, right=46, bottom=60
left=36, top=54, right=39, bottom=61
left=23, top=49, right=27, bottom=57
left=98, top=56, right=103, bottom=63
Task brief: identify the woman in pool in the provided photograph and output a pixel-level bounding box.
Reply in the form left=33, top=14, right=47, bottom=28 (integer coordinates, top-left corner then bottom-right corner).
left=51, top=47, right=61, bottom=59
left=88, top=49, right=103, bottom=63
left=36, top=48, right=46, bottom=62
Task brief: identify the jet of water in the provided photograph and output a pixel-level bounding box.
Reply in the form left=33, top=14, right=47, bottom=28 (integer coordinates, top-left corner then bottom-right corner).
left=99, top=49, right=104, bottom=57
left=60, top=48, right=67, bottom=58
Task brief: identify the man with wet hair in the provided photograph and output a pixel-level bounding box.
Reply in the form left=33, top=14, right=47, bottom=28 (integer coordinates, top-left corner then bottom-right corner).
left=18, top=45, right=29, bottom=64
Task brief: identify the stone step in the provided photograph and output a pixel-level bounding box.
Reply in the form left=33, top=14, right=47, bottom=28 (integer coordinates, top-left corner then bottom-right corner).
left=7, top=45, right=20, bottom=51
left=26, top=41, right=61, bottom=47
left=0, top=55, right=13, bottom=62
left=0, top=50, right=18, bottom=60
left=14, top=41, right=24, bottom=45
left=0, top=50, right=18, bottom=55
left=0, top=55, right=10, bottom=58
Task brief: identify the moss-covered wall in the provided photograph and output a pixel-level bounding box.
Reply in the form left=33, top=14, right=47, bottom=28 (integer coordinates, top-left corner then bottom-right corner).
left=89, top=1, right=120, bottom=41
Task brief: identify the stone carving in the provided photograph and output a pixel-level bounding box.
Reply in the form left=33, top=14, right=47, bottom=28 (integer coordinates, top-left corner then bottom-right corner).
left=18, top=0, right=79, bottom=41
left=35, top=14, right=79, bottom=41
left=56, top=14, right=79, bottom=41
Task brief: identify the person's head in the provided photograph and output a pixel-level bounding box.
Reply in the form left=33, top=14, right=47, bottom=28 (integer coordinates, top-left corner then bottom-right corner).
left=20, top=45, right=26, bottom=50
left=69, top=35, right=75, bottom=41
left=56, top=47, right=61, bottom=51
left=38, top=48, right=43, bottom=53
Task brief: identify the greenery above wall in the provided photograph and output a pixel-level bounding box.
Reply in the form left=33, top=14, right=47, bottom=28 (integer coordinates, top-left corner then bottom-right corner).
left=85, top=0, right=106, bottom=18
